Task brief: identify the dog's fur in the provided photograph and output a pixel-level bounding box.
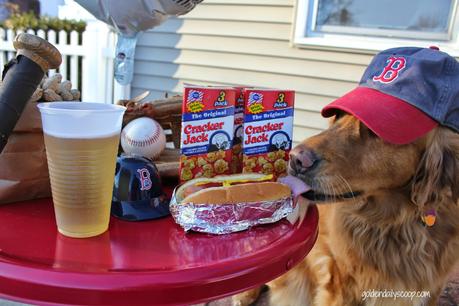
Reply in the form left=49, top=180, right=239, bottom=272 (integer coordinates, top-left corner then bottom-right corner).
left=233, top=113, right=459, bottom=306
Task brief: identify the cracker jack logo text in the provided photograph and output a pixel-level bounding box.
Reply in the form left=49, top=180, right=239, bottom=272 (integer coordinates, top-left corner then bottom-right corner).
left=245, top=122, right=284, bottom=145
left=183, top=122, right=224, bottom=145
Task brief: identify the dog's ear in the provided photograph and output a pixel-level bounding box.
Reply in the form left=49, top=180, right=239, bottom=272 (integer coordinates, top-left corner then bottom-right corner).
left=411, top=128, right=459, bottom=209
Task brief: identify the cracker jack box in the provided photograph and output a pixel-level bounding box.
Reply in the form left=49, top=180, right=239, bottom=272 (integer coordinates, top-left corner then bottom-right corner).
left=180, top=86, right=237, bottom=182
left=231, top=86, right=245, bottom=173
left=242, top=89, right=295, bottom=179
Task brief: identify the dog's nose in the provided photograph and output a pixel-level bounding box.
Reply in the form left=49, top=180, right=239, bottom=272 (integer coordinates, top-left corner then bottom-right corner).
left=290, top=145, right=319, bottom=172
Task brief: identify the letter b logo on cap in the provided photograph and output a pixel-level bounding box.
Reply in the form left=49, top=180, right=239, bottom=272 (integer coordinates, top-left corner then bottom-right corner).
left=137, top=168, right=152, bottom=191
left=373, top=56, right=406, bottom=83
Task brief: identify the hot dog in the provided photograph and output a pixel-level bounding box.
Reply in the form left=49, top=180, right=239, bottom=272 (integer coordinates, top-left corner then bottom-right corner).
left=171, top=173, right=303, bottom=234
left=175, top=173, right=292, bottom=205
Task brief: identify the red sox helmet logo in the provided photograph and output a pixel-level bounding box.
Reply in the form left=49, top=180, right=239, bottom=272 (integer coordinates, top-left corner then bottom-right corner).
left=137, top=168, right=152, bottom=191
left=373, top=56, right=406, bottom=83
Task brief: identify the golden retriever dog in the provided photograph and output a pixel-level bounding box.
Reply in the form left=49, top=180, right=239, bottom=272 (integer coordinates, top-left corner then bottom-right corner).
left=233, top=112, right=459, bottom=306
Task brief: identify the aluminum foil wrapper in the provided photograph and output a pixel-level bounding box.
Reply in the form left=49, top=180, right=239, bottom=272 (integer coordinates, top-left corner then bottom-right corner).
left=170, top=188, right=294, bottom=234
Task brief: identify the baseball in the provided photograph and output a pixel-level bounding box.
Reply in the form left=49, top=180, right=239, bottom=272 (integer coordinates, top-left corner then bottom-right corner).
left=121, top=117, right=166, bottom=160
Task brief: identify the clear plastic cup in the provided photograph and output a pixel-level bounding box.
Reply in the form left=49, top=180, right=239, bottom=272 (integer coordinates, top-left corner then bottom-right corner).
left=38, top=102, right=126, bottom=238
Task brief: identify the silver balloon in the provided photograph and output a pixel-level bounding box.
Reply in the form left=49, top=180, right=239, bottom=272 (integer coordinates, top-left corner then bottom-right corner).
left=76, top=0, right=203, bottom=85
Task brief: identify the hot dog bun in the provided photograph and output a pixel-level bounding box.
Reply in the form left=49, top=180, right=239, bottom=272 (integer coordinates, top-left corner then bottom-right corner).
left=175, top=173, right=271, bottom=202
left=182, top=181, right=291, bottom=205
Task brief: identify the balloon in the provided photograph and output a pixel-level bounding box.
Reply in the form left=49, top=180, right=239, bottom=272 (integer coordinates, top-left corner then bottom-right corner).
left=75, top=0, right=203, bottom=85
left=76, top=0, right=202, bottom=37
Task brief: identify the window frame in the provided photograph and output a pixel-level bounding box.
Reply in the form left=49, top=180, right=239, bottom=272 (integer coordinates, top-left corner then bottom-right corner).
left=293, top=0, right=459, bottom=55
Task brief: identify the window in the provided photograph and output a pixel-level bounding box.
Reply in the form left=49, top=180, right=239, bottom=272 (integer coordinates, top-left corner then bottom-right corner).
left=294, top=0, right=459, bottom=53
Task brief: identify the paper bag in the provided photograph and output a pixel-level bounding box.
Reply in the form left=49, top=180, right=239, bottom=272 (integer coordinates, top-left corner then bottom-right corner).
left=0, top=101, right=51, bottom=204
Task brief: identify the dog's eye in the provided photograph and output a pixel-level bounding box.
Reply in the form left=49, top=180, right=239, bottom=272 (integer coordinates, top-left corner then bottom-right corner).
left=334, top=111, right=345, bottom=121
left=359, top=122, right=378, bottom=138
left=368, top=128, right=377, bottom=137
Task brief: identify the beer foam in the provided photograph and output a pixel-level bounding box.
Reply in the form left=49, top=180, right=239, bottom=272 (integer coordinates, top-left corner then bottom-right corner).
left=38, top=102, right=125, bottom=139
left=44, top=130, right=121, bottom=139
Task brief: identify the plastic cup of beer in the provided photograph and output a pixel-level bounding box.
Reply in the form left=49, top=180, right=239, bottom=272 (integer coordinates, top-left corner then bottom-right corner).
left=38, top=102, right=126, bottom=238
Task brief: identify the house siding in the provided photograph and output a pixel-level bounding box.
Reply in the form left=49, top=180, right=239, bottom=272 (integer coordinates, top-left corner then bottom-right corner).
left=132, top=0, right=373, bottom=143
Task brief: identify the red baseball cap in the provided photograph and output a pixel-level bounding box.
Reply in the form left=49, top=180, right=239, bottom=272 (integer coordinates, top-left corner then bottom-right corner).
left=321, top=46, right=459, bottom=145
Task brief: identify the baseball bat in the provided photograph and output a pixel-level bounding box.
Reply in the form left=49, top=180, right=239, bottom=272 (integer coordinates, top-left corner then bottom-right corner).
left=0, top=33, right=62, bottom=153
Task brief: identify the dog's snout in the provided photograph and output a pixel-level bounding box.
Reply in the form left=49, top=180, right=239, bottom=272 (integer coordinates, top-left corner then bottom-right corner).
left=290, top=145, right=319, bottom=173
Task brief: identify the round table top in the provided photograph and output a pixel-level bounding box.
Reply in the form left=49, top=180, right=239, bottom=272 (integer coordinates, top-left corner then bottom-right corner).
left=0, top=197, right=318, bottom=306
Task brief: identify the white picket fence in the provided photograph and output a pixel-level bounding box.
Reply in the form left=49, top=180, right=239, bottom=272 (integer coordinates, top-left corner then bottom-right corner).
left=0, top=21, right=129, bottom=103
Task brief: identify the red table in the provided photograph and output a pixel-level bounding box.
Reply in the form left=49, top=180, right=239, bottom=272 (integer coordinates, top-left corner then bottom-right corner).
left=0, top=197, right=318, bottom=306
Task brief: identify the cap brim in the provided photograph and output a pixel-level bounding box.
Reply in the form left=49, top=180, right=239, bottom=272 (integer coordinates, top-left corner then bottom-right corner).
left=321, top=87, right=438, bottom=145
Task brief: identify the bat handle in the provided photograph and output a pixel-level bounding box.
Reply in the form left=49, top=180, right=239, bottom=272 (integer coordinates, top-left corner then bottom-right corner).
left=0, top=34, right=62, bottom=153
left=13, top=33, right=62, bottom=71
